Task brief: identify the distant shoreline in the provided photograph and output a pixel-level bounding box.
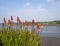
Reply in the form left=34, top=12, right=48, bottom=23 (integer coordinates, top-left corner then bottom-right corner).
left=44, top=24, right=60, bottom=26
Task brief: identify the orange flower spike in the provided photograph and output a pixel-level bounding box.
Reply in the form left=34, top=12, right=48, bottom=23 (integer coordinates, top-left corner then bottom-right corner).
left=25, top=21, right=28, bottom=26
left=19, top=19, right=21, bottom=23
left=17, top=17, right=19, bottom=22
left=17, top=17, right=21, bottom=23
left=32, top=19, right=35, bottom=24
left=3, top=18, right=6, bottom=24
left=35, top=22, right=38, bottom=26
left=8, top=20, right=11, bottom=27
left=11, top=16, right=14, bottom=25
left=37, top=24, right=40, bottom=30
left=11, top=16, right=13, bottom=20
left=11, top=21, right=14, bottom=25
left=22, top=22, right=25, bottom=26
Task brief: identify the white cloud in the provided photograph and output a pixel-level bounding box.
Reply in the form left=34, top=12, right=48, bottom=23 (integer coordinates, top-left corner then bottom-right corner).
left=25, top=2, right=31, bottom=6
left=15, top=7, right=46, bottom=16
left=46, top=0, right=55, bottom=2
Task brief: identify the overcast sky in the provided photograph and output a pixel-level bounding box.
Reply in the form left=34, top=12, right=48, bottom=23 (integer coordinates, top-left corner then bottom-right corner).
left=0, top=0, right=60, bottom=23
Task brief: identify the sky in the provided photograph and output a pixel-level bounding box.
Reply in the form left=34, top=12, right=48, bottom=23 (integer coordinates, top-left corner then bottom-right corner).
left=0, top=0, right=60, bottom=23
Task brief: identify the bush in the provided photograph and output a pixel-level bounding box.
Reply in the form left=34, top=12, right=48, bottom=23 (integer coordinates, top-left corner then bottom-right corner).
left=0, top=29, right=40, bottom=46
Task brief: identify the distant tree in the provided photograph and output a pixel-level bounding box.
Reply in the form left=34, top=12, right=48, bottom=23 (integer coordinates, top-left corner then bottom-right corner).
left=55, top=20, right=60, bottom=24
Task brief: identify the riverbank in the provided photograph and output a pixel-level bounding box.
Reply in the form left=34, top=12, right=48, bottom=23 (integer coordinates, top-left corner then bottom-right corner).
left=44, top=24, right=60, bottom=26
left=40, top=37, right=60, bottom=46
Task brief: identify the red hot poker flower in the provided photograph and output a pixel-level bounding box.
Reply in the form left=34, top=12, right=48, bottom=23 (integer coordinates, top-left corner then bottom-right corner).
left=36, top=24, right=40, bottom=30
left=11, top=16, right=14, bottom=25
left=19, top=19, right=21, bottom=23
left=11, top=16, right=13, bottom=20
left=25, top=21, right=28, bottom=26
left=8, top=20, right=11, bottom=27
left=11, top=21, right=14, bottom=26
left=35, top=22, right=38, bottom=26
left=17, top=17, right=21, bottom=23
left=17, top=17, right=19, bottom=22
left=3, top=18, right=6, bottom=24
left=32, top=19, right=35, bottom=24
left=22, top=22, right=25, bottom=26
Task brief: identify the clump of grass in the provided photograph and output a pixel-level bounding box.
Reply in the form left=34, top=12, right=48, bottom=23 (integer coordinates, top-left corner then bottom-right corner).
left=0, top=29, right=40, bottom=46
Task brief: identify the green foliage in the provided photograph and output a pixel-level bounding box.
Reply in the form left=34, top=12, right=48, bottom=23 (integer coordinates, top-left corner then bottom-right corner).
left=54, top=20, right=60, bottom=24
left=0, top=30, right=40, bottom=46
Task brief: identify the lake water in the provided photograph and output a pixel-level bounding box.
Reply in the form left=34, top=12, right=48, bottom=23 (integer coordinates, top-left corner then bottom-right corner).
left=40, top=26, right=60, bottom=38
left=0, top=24, right=60, bottom=38
left=28, top=26, right=60, bottom=38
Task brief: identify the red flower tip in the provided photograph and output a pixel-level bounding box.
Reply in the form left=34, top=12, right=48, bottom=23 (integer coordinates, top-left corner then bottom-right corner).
left=11, top=16, right=13, bottom=20
left=3, top=17, right=6, bottom=24
left=17, top=17, right=21, bottom=23
left=25, top=21, right=28, bottom=26
left=32, top=19, right=35, bottom=24
left=17, top=17, right=19, bottom=21
left=8, top=20, right=11, bottom=26
left=36, top=24, right=40, bottom=30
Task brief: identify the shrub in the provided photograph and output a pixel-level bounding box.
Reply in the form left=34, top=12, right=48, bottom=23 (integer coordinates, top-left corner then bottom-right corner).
left=0, top=29, right=40, bottom=46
